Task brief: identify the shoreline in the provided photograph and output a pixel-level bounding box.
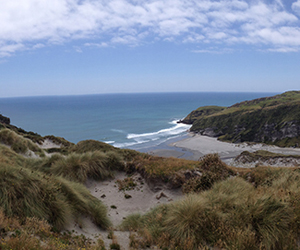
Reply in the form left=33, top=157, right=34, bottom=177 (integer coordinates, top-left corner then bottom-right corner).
left=144, top=132, right=300, bottom=165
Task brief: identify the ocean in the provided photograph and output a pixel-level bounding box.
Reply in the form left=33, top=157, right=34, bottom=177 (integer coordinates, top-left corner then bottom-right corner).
left=0, top=92, right=277, bottom=150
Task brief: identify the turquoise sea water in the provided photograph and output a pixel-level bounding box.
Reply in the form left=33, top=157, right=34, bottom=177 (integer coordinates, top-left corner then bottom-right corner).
left=0, top=92, right=277, bottom=150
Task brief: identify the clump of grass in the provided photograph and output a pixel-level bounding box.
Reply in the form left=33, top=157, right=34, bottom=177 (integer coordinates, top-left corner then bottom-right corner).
left=128, top=154, right=201, bottom=179
left=58, top=178, right=111, bottom=229
left=0, top=128, right=45, bottom=156
left=242, top=166, right=288, bottom=187
left=41, top=151, right=119, bottom=183
left=116, top=177, right=137, bottom=191
left=182, top=154, right=235, bottom=193
left=199, top=153, right=234, bottom=176
left=71, top=139, right=118, bottom=153
left=0, top=144, right=25, bottom=167
left=182, top=171, right=221, bottom=193
left=110, top=242, right=120, bottom=250
left=0, top=164, right=71, bottom=230
left=0, top=162, right=110, bottom=230
left=120, top=213, right=143, bottom=231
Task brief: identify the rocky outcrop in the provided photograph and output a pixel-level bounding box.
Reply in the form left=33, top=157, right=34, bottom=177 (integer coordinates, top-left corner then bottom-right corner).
left=234, top=151, right=300, bottom=167
left=254, top=121, right=300, bottom=143
left=198, top=127, right=223, bottom=137
left=0, top=114, right=10, bottom=125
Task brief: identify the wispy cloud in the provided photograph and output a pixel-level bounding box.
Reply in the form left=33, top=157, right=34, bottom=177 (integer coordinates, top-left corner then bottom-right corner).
left=192, top=47, right=234, bottom=54
left=1, top=0, right=300, bottom=57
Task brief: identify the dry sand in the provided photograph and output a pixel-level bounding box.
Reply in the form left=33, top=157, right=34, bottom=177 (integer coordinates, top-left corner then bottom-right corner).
left=38, top=138, right=62, bottom=149
left=65, top=172, right=182, bottom=249
left=150, top=133, right=300, bottom=166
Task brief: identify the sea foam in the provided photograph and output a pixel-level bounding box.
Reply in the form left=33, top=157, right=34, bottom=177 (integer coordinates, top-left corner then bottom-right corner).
left=113, top=120, right=191, bottom=149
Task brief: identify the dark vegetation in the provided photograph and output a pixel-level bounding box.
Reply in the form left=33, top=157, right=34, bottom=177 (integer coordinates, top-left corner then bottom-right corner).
left=181, top=91, right=300, bottom=147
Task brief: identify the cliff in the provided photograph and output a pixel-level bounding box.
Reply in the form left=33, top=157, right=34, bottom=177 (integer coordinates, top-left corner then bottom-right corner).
left=181, top=91, right=300, bottom=147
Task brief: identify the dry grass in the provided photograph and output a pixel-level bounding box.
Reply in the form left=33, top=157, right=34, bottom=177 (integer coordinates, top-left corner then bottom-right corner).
left=0, top=158, right=111, bottom=231
left=132, top=154, right=200, bottom=176
left=0, top=210, right=107, bottom=250
left=0, top=128, right=45, bottom=156
left=122, top=172, right=300, bottom=249
left=38, top=151, right=124, bottom=183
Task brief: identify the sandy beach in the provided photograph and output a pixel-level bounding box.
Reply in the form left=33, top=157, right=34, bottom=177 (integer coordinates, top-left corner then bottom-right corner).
left=148, top=133, right=300, bottom=165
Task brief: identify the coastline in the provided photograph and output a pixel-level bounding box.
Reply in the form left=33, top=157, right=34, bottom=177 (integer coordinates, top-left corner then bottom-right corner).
left=145, top=132, right=300, bottom=165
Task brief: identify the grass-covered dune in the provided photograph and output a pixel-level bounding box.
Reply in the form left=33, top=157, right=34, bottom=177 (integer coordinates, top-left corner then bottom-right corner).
left=181, top=91, right=300, bottom=147
left=121, top=167, right=300, bottom=249
left=1, top=113, right=300, bottom=249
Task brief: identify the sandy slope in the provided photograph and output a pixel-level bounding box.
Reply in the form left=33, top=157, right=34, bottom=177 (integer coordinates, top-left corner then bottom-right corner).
left=38, top=138, right=62, bottom=149
left=65, top=172, right=182, bottom=250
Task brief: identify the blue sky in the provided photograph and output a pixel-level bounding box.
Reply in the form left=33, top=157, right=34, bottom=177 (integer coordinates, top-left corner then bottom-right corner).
left=1, top=0, right=300, bottom=97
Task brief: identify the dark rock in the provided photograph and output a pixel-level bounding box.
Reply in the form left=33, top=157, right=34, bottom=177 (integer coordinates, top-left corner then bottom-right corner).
left=0, top=114, right=10, bottom=125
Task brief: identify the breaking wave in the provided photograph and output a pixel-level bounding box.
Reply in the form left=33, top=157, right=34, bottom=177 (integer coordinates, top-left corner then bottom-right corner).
left=112, top=120, right=191, bottom=149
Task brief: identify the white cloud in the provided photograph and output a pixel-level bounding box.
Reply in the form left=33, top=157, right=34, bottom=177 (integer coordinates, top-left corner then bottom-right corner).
left=84, top=42, right=108, bottom=48
left=0, top=43, right=24, bottom=57
left=268, top=47, right=300, bottom=52
left=292, top=0, right=300, bottom=16
left=192, top=47, right=234, bottom=54
left=0, top=0, right=300, bottom=57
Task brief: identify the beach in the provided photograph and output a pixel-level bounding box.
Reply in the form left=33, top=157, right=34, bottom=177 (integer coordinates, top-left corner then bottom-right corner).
left=148, top=133, right=300, bottom=165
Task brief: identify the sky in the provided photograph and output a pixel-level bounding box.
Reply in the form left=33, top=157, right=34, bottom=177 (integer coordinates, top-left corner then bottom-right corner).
left=1, top=0, right=300, bottom=98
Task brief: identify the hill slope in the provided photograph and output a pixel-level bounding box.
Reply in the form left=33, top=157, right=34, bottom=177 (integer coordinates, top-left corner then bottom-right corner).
left=181, top=91, right=300, bottom=147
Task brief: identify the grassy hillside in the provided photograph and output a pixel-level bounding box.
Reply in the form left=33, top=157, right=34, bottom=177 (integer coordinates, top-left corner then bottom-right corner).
left=181, top=91, right=300, bottom=147
left=1, top=113, right=300, bottom=249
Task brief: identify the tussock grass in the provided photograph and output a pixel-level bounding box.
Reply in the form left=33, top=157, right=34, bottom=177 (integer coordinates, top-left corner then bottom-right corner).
left=0, top=164, right=71, bottom=230
left=128, top=154, right=201, bottom=177
left=0, top=162, right=111, bottom=230
left=123, top=175, right=300, bottom=249
left=58, top=178, right=111, bottom=228
left=0, top=144, right=25, bottom=166
left=71, top=139, right=118, bottom=153
left=183, top=154, right=235, bottom=193
left=0, top=128, right=45, bottom=156
left=39, top=151, right=124, bottom=183
left=119, top=213, right=143, bottom=231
